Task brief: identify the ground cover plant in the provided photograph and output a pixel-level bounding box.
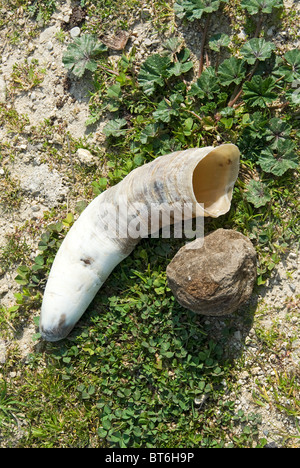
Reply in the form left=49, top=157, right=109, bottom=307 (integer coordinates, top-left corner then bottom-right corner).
left=0, top=0, right=299, bottom=449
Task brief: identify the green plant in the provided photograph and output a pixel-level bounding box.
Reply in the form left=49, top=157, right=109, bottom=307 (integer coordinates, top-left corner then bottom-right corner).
left=244, top=179, right=272, bottom=208
left=0, top=233, right=30, bottom=275
left=10, top=59, right=46, bottom=92
left=27, top=0, right=57, bottom=23
left=62, top=34, right=108, bottom=78
left=241, top=0, right=284, bottom=37
left=0, top=380, right=24, bottom=428
left=174, top=0, right=229, bottom=76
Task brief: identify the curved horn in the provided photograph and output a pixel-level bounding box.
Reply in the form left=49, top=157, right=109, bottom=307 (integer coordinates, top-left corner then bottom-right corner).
left=39, top=144, right=240, bottom=341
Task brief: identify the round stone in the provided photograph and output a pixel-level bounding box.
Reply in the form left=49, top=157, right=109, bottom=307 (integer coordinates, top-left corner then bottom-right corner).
left=166, top=229, right=257, bottom=316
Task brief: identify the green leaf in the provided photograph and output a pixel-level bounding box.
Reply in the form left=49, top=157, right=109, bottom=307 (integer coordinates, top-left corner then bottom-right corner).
left=153, top=94, right=183, bottom=123
left=265, top=118, right=291, bottom=149
left=163, top=37, right=183, bottom=55
left=189, top=66, right=220, bottom=99
left=241, top=38, right=275, bottom=65
left=274, top=49, right=300, bottom=83
left=244, top=179, right=272, bottom=207
left=241, top=0, right=283, bottom=15
left=168, top=48, right=194, bottom=76
left=98, top=428, right=108, bottom=438
left=258, top=139, right=298, bottom=176
left=138, top=54, right=172, bottom=95
left=106, top=83, right=122, bottom=100
left=286, top=84, right=300, bottom=106
left=174, top=0, right=227, bottom=21
left=208, top=33, right=231, bottom=52
left=243, top=75, right=277, bottom=107
left=139, top=123, right=160, bottom=144
left=62, top=34, right=107, bottom=78
left=218, top=57, right=246, bottom=86
left=103, top=118, right=127, bottom=137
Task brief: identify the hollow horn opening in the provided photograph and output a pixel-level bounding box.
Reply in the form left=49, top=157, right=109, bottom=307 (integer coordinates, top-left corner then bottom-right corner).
left=192, top=144, right=240, bottom=217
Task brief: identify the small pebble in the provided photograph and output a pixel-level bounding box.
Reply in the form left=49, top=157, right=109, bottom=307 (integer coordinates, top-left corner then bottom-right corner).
left=70, top=27, right=81, bottom=39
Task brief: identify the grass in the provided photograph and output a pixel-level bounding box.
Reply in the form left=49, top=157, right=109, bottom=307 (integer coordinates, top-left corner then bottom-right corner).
left=10, top=59, right=46, bottom=93
left=0, top=0, right=299, bottom=449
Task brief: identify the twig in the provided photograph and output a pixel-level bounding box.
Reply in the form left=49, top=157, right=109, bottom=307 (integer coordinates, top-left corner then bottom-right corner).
left=184, top=109, right=203, bottom=123
left=254, top=13, right=263, bottom=38
left=66, top=134, right=76, bottom=183
left=198, top=15, right=210, bottom=77
left=228, top=59, right=260, bottom=107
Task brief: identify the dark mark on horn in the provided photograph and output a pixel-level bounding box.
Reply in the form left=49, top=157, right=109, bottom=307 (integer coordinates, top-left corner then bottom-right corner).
left=81, top=257, right=93, bottom=266
left=40, top=313, right=75, bottom=342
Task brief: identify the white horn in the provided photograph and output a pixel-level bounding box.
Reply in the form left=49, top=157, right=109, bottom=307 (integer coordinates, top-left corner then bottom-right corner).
left=39, top=144, right=240, bottom=341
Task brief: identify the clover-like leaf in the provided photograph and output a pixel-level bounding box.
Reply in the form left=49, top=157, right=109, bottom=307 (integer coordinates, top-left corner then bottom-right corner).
left=153, top=94, right=183, bottom=123
left=62, top=34, right=108, bottom=78
left=139, top=123, right=160, bottom=144
left=245, top=179, right=272, bottom=208
left=265, top=118, right=291, bottom=149
left=174, top=0, right=226, bottom=21
left=241, top=38, right=275, bottom=65
left=189, top=66, right=220, bottom=99
left=218, top=57, right=246, bottom=86
left=258, top=139, right=298, bottom=176
left=241, top=0, right=283, bottom=15
left=243, top=75, right=277, bottom=107
left=138, top=54, right=172, bottom=95
left=208, top=33, right=231, bottom=52
left=103, top=118, right=127, bottom=138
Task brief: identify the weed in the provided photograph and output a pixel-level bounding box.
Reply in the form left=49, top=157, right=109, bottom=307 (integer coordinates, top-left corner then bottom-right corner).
left=10, top=59, right=46, bottom=93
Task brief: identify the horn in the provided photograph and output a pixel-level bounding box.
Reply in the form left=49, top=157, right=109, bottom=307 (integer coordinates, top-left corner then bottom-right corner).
left=39, top=144, right=240, bottom=341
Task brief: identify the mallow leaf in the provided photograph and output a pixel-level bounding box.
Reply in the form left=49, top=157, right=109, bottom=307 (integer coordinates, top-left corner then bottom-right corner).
left=243, top=76, right=277, bottom=107
left=241, top=0, right=283, bottom=15
left=265, top=118, right=291, bottom=149
left=174, top=0, right=226, bottom=21
left=189, top=66, right=220, bottom=99
left=168, top=48, right=194, bottom=76
left=103, top=118, right=127, bottom=137
left=258, top=139, right=298, bottom=176
left=218, top=57, right=246, bottom=86
left=208, top=33, right=231, bottom=52
left=139, top=123, right=160, bottom=144
left=153, top=94, right=183, bottom=123
left=274, top=49, right=300, bottom=83
left=286, top=85, right=300, bottom=106
left=138, top=54, right=172, bottom=95
left=241, top=38, right=275, bottom=65
left=62, top=34, right=108, bottom=78
left=162, top=37, right=183, bottom=54
left=245, top=179, right=272, bottom=208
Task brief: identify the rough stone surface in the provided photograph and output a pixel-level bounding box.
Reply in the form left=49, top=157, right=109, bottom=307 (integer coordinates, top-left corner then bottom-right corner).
left=0, top=76, right=7, bottom=103
left=166, top=229, right=257, bottom=316
left=75, top=148, right=96, bottom=166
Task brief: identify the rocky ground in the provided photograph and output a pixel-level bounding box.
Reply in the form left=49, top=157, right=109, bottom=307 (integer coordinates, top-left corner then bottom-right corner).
left=0, top=0, right=299, bottom=448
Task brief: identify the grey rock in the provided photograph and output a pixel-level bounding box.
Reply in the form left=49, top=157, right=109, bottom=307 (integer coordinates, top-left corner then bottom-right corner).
left=76, top=148, right=96, bottom=166
left=166, top=229, right=257, bottom=316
